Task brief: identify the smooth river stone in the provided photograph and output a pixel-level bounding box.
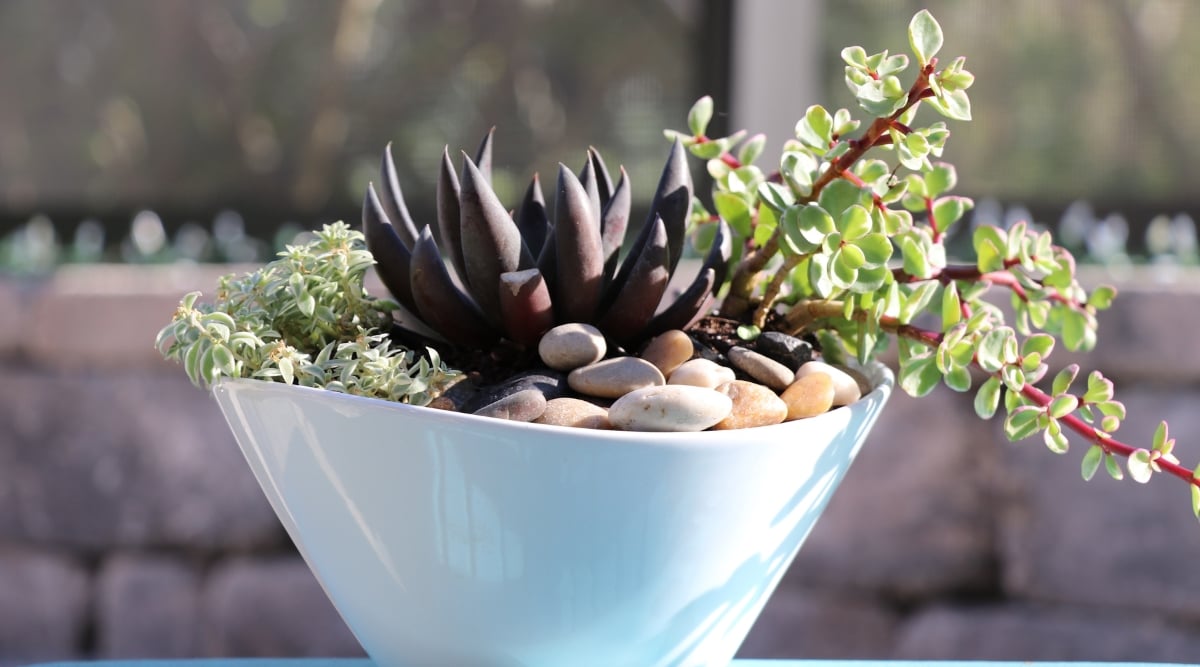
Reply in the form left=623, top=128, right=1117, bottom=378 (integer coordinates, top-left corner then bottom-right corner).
left=473, top=389, right=547, bottom=422
left=640, top=329, right=694, bottom=376
left=794, top=360, right=862, bottom=407
left=538, top=322, right=607, bottom=371
left=754, top=331, right=814, bottom=371
left=534, top=398, right=612, bottom=430
left=609, top=385, right=733, bottom=432
left=712, top=380, right=788, bottom=430
left=567, top=357, right=665, bottom=399
left=780, top=372, right=835, bottom=420
left=667, top=358, right=736, bottom=389
left=727, top=346, right=794, bottom=391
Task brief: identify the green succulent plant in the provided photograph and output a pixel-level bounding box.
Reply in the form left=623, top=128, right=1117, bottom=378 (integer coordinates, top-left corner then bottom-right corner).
left=360, top=134, right=732, bottom=350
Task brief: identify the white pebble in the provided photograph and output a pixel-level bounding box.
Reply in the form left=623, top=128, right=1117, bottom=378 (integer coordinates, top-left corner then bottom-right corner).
left=609, top=385, right=733, bottom=432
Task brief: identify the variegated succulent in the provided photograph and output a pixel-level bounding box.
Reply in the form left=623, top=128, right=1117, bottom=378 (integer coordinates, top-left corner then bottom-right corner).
left=361, top=132, right=732, bottom=351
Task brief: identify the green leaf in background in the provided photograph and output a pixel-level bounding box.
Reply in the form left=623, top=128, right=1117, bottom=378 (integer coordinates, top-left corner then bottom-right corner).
left=842, top=45, right=868, bottom=68
left=1192, top=485, right=1200, bottom=521
left=688, top=95, right=714, bottom=136
left=1049, top=394, right=1078, bottom=420
left=942, top=281, right=961, bottom=328
left=738, top=133, right=766, bottom=165
left=839, top=205, right=872, bottom=240
left=1043, top=418, right=1069, bottom=454
left=1090, top=284, right=1117, bottom=310
left=1105, top=452, right=1125, bottom=481
left=1052, top=364, right=1079, bottom=395
left=924, top=163, right=956, bottom=197
left=714, top=192, right=753, bottom=237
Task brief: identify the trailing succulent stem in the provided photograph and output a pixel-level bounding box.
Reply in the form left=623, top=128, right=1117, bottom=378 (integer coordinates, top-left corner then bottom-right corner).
left=361, top=134, right=732, bottom=352
left=666, top=9, right=1199, bottom=518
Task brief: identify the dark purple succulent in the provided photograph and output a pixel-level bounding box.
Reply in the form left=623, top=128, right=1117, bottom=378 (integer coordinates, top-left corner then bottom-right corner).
left=362, top=131, right=731, bottom=351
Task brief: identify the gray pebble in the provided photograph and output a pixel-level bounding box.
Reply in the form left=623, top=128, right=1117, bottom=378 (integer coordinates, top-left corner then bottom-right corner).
left=538, top=323, right=607, bottom=371
left=472, top=389, right=547, bottom=422
left=609, top=385, right=733, bottom=432
left=568, top=357, right=665, bottom=399
left=727, top=346, right=794, bottom=391
left=463, top=370, right=568, bottom=413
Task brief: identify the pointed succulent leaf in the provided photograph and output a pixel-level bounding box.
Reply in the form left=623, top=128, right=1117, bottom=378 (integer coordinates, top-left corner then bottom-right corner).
left=437, top=147, right=467, bottom=279
left=644, top=219, right=731, bottom=337
left=553, top=164, right=605, bottom=322
left=596, top=216, right=671, bottom=345
left=498, top=268, right=554, bottom=347
left=378, top=143, right=420, bottom=248
left=409, top=226, right=496, bottom=346
left=588, top=147, right=615, bottom=209
left=579, top=154, right=604, bottom=232
left=645, top=268, right=715, bottom=338
left=474, top=127, right=495, bottom=183
left=1081, top=444, right=1104, bottom=481
left=459, top=153, right=534, bottom=323
left=361, top=183, right=418, bottom=313
left=601, top=167, right=632, bottom=279
left=515, top=174, right=550, bottom=259
left=648, top=139, right=693, bottom=276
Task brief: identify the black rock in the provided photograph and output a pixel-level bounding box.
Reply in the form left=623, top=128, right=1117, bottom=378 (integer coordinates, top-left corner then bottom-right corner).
left=463, top=369, right=569, bottom=413
left=754, top=331, right=813, bottom=371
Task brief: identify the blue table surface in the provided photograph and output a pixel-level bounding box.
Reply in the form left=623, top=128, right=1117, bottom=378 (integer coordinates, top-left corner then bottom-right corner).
left=20, top=660, right=1200, bottom=667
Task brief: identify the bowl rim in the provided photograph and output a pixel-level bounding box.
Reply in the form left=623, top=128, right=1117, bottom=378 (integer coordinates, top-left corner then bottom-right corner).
left=213, top=360, right=894, bottom=447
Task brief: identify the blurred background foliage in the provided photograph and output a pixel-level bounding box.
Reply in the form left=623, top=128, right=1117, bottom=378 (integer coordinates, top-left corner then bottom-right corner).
left=1, top=0, right=1198, bottom=269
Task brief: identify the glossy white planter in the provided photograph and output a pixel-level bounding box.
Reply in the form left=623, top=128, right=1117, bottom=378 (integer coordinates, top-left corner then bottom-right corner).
left=212, top=361, right=893, bottom=667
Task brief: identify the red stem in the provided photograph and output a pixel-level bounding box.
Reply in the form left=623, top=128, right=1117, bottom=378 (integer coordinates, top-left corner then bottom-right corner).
left=894, top=263, right=1074, bottom=307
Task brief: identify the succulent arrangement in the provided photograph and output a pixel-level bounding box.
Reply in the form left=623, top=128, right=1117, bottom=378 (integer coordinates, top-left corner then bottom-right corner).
left=159, top=10, right=1199, bottom=518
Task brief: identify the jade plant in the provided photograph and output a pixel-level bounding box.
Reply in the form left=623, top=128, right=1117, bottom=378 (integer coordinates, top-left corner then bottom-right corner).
left=158, top=10, right=1199, bottom=518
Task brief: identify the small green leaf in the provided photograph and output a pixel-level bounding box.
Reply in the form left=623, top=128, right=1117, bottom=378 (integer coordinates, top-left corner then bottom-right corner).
left=1152, top=421, right=1170, bottom=453
left=1089, top=284, right=1117, bottom=310
left=1081, top=445, right=1103, bottom=481
left=830, top=249, right=860, bottom=288
left=1105, top=452, right=1124, bottom=481
left=1043, top=418, right=1069, bottom=454
left=900, top=235, right=931, bottom=279
left=840, top=205, right=872, bottom=240
left=924, top=163, right=957, bottom=197
left=908, top=9, right=944, bottom=66
left=278, top=357, right=295, bottom=385
left=688, top=96, right=714, bottom=136
left=736, top=324, right=761, bottom=341
left=1052, top=364, right=1079, bottom=396
left=976, top=328, right=1011, bottom=373
left=929, top=88, right=972, bottom=121
left=942, top=282, right=961, bottom=328
left=714, top=192, right=753, bottom=237
left=1021, top=333, right=1054, bottom=359
left=1004, top=406, right=1042, bottom=441
left=899, top=353, right=942, bottom=397
left=932, top=196, right=972, bottom=233
left=806, top=105, right=833, bottom=145
left=757, top=182, right=795, bottom=213
left=944, top=365, right=971, bottom=392
left=856, top=233, right=893, bottom=267
left=1191, top=484, right=1200, bottom=521
left=842, top=45, right=868, bottom=68
left=738, top=133, right=766, bottom=165
left=1128, top=449, right=1154, bottom=484
left=211, top=344, right=236, bottom=375
left=1048, top=394, right=1078, bottom=420
left=975, top=376, right=1002, bottom=419
left=1084, top=370, right=1114, bottom=403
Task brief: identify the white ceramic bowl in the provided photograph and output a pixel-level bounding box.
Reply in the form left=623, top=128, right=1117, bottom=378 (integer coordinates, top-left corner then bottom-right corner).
left=212, top=361, right=893, bottom=667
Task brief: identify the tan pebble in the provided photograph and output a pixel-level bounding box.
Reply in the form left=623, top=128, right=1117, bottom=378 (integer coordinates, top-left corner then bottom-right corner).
left=568, top=357, right=665, bottom=399
left=712, top=380, right=788, bottom=430
left=794, top=360, right=862, bottom=407
left=781, top=372, right=836, bottom=420
left=640, top=330, right=694, bottom=376
left=727, top=346, right=794, bottom=391
left=609, top=385, right=733, bottom=432
left=534, top=398, right=612, bottom=430
left=538, top=323, right=606, bottom=371
left=667, top=358, right=736, bottom=389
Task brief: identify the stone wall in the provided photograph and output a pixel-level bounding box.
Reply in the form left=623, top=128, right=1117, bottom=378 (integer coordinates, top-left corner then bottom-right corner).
left=1, top=265, right=1198, bottom=664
